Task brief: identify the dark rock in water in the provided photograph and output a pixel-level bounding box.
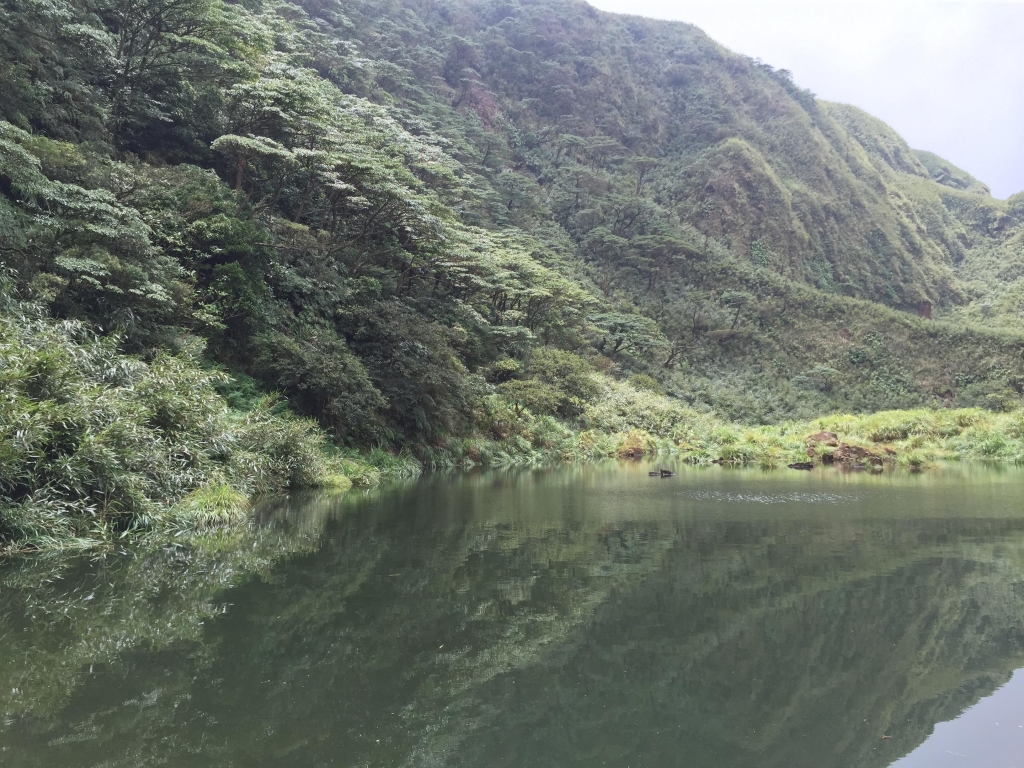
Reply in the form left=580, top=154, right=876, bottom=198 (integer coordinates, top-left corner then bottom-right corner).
left=788, top=462, right=814, bottom=470
left=649, top=471, right=662, bottom=477
left=660, top=469, right=675, bottom=477
left=824, top=443, right=886, bottom=466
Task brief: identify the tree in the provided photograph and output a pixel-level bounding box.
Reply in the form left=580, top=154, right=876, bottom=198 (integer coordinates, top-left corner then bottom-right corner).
left=632, top=156, right=659, bottom=195
left=0, top=0, right=108, bottom=140
left=93, top=0, right=241, bottom=143
left=588, top=312, right=666, bottom=357
left=500, top=348, right=599, bottom=419
left=0, top=122, right=184, bottom=337
left=720, top=290, right=753, bottom=330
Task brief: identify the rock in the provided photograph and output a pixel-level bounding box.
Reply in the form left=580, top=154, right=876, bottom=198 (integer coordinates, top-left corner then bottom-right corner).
left=659, top=469, right=675, bottom=477
left=788, top=462, right=814, bottom=470
left=822, top=443, right=887, bottom=466
left=805, top=431, right=840, bottom=459
left=806, top=431, right=839, bottom=447
left=648, top=471, right=662, bottom=477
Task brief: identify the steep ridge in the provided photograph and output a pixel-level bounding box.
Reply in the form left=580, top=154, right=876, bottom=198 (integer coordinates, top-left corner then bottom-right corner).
left=340, top=0, right=1021, bottom=309
left=321, top=0, right=1024, bottom=419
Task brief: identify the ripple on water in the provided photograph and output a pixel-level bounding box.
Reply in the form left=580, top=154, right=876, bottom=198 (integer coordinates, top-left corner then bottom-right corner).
left=678, top=490, right=859, bottom=505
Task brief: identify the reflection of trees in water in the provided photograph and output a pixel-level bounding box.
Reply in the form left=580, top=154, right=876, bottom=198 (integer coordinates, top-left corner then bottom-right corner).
left=453, top=527, right=1024, bottom=768
left=0, top=492, right=349, bottom=720
left=2, top=477, right=1024, bottom=768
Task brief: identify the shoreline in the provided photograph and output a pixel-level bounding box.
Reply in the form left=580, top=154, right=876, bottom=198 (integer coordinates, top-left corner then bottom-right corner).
left=5, top=405, right=1024, bottom=555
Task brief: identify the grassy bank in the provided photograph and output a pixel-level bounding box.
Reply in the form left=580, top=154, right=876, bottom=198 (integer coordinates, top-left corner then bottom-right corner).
left=433, top=383, right=1024, bottom=472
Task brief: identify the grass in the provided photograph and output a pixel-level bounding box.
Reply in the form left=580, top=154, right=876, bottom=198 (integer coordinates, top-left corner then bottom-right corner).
left=669, top=408, right=1024, bottom=469
left=169, top=484, right=252, bottom=530
left=425, top=379, right=1024, bottom=473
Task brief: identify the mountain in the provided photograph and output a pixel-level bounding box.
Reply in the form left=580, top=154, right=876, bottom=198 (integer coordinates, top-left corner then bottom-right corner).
left=2, top=0, right=1024, bottom=447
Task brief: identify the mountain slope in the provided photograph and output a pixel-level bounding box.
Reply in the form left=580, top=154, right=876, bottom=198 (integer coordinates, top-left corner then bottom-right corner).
left=331, top=0, right=1024, bottom=417
left=340, top=0, right=1017, bottom=308
left=2, top=0, right=1024, bottom=447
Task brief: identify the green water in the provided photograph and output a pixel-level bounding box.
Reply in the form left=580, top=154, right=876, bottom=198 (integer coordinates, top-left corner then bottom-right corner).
left=3, top=461, right=1024, bottom=767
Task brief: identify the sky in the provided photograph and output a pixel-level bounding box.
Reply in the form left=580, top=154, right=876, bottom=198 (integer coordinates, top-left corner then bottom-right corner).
left=587, top=1, right=1024, bottom=199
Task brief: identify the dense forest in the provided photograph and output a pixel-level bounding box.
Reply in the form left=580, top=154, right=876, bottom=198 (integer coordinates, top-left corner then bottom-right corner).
left=3, top=0, right=1024, bottom=544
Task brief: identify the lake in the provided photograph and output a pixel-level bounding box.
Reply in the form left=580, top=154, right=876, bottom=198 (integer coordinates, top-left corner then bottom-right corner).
left=3, top=461, right=1024, bottom=767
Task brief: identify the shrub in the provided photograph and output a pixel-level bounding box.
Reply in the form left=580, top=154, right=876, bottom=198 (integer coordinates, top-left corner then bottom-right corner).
left=616, top=429, right=658, bottom=457
left=169, top=484, right=251, bottom=530
left=583, top=380, right=709, bottom=438
left=515, top=348, right=601, bottom=418
left=628, top=373, right=666, bottom=395
left=1003, top=412, right=1024, bottom=439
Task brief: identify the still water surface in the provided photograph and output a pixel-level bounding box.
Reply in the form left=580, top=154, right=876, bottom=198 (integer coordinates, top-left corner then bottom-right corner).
left=3, top=462, right=1024, bottom=767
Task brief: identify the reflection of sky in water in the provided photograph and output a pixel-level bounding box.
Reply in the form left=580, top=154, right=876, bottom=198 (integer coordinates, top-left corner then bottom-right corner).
left=890, top=669, right=1024, bottom=768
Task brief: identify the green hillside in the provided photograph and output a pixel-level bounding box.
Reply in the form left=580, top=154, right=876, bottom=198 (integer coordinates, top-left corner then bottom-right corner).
left=3, top=0, right=1024, bottom=541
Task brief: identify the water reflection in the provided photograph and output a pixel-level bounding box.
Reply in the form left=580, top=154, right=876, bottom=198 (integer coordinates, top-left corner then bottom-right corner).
left=3, top=463, right=1024, bottom=767
left=890, top=669, right=1024, bottom=768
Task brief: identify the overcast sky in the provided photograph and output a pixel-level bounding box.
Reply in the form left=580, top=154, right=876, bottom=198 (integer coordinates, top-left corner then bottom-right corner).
left=587, top=1, right=1024, bottom=199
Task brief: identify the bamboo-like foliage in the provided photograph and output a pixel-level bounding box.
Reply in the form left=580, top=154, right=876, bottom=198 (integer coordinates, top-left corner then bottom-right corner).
left=0, top=277, right=347, bottom=549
